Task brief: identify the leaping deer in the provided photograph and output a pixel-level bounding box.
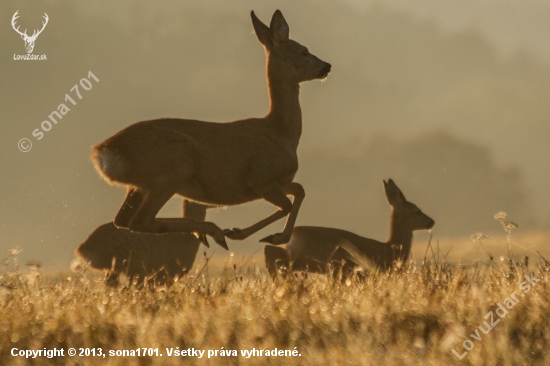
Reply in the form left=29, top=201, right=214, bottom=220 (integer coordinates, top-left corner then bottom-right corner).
left=264, top=180, right=435, bottom=279
left=91, top=10, right=331, bottom=250
left=11, top=11, right=49, bottom=53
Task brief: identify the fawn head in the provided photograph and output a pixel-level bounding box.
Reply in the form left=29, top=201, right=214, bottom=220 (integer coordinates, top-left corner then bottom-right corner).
left=384, top=179, right=435, bottom=232
left=251, top=10, right=331, bottom=83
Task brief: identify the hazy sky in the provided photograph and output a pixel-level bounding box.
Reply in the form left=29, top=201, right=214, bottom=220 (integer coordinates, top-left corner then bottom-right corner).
left=2, top=0, right=549, bottom=268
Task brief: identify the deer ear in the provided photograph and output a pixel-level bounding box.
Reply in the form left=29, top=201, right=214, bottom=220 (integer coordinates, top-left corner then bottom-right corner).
left=270, top=10, right=289, bottom=44
left=251, top=11, right=272, bottom=48
left=384, top=179, right=406, bottom=206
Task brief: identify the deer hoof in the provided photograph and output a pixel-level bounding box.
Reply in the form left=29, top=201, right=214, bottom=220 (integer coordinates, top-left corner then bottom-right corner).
left=260, top=233, right=289, bottom=245
left=213, top=234, right=229, bottom=250
left=223, top=228, right=246, bottom=240
left=198, top=234, right=210, bottom=248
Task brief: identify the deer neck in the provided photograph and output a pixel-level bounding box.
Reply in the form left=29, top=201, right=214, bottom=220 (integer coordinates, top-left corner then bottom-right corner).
left=266, top=67, right=302, bottom=148
left=387, top=216, right=414, bottom=261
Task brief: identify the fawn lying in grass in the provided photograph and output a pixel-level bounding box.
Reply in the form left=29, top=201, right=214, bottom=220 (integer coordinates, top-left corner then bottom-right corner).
left=76, top=200, right=209, bottom=287
left=91, top=10, right=331, bottom=250
left=264, top=179, right=435, bottom=278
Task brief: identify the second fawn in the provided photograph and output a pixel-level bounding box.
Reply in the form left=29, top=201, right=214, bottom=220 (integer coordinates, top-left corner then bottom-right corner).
left=76, top=200, right=209, bottom=287
left=91, top=10, right=331, bottom=249
left=264, top=179, right=435, bottom=278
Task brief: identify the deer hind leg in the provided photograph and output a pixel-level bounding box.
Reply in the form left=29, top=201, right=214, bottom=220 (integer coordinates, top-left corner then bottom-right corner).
left=329, top=260, right=358, bottom=282
left=114, top=188, right=144, bottom=229
left=128, top=187, right=228, bottom=249
left=224, top=182, right=304, bottom=245
left=146, top=271, right=168, bottom=289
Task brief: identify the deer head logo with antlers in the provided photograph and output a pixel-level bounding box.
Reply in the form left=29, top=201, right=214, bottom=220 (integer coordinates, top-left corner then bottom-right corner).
left=11, top=11, right=49, bottom=54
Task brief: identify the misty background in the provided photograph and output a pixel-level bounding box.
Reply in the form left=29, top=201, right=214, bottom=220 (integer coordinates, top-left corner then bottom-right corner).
left=1, top=0, right=549, bottom=268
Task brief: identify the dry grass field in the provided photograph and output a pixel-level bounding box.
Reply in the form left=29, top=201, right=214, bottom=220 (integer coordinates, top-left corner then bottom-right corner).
left=4, top=3, right=550, bottom=366
left=1, top=230, right=550, bottom=366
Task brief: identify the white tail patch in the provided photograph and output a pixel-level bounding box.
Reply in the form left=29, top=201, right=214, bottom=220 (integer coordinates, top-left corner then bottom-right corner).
left=92, top=147, right=128, bottom=185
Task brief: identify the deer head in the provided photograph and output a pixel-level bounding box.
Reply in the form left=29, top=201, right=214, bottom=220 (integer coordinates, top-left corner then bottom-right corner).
left=11, top=11, right=49, bottom=54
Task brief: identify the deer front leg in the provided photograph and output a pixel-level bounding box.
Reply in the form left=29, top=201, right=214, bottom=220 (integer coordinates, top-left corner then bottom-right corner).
left=224, top=182, right=304, bottom=244
left=260, top=182, right=305, bottom=244
left=264, top=245, right=290, bottom=279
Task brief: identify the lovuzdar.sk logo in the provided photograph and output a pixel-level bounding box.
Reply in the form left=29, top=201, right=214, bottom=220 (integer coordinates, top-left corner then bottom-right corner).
left=12, top=10, right=48, bottom=61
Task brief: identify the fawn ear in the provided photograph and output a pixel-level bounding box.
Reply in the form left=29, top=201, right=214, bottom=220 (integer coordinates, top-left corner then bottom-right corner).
left=384, top=179, right=406, bottom=206
left=270, top=10, right=289, bottom=44
left=251, top=11, right=272, bottom=48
